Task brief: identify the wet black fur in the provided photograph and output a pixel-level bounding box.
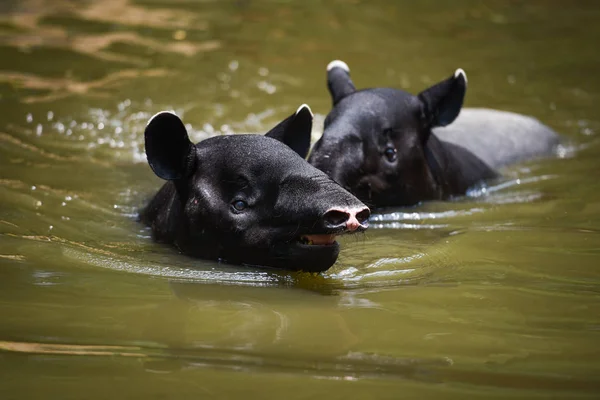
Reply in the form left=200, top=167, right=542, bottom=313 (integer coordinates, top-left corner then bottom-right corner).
left=140, top=107, right=368, bottom=272
left=309, top=64, right=560, bottom=208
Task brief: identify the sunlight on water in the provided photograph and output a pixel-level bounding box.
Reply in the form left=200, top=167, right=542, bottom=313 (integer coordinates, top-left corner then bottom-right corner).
left=466, top=175, right=556, bottom=197
left=62, top=246, right=288, bottom=287
left=13, top=100, right=325, bottom=166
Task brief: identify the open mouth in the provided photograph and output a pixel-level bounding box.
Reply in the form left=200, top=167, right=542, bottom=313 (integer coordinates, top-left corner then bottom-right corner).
left=267, top=234, right=342, bottom=273
left=298, top=234, right=337, bottom=246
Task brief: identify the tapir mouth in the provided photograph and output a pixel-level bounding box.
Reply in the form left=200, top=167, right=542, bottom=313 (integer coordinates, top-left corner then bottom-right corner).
left=298, top=234, right=337, bottom=246
left=269, top=223, right=365, bottom=272
left=273, top=234, right=339, bottom=273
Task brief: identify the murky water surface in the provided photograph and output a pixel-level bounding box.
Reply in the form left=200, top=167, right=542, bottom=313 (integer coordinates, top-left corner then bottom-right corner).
left=1, top=1, right=600, bottom=398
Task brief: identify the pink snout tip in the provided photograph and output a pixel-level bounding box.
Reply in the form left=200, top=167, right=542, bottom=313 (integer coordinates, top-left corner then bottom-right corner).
left=346, top=215, right=362, bottom=232
left=323, top=206, right=370, bottom=232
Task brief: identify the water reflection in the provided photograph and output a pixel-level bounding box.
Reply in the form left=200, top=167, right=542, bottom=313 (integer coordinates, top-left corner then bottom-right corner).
left=0, top=338, right=454, bottom=383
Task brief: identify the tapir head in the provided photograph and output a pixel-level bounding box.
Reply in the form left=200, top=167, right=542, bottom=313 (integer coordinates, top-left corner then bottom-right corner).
left=308, top=60, right=468, bottom=207
left=142, top=105, right=370, bottom=272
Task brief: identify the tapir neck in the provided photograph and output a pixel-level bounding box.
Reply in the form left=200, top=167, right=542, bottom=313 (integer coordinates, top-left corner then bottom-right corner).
left=139, top=182, right=182, bottom=242
left=140, top=181, right=226, bottom=259
left=425, top=133, right=498, bottom=198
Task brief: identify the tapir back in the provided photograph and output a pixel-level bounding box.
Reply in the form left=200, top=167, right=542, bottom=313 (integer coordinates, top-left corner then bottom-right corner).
left=433, top=108, right=561, bottom=169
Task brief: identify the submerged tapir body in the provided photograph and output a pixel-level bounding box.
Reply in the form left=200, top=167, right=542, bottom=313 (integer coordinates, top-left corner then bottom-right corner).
left=308, top=60, right=561, bottom=208
left=140, top=105, right=369, bottom=272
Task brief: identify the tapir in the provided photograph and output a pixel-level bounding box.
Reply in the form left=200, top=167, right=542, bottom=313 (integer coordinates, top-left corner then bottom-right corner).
left=139, top=105, right=370, bottom=272
left=308, top=60, right=561, bottom=208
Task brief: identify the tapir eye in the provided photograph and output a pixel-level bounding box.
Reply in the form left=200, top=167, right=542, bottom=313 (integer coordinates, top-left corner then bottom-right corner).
left=384, top=147, right=397, bottom=162
left=231, top=199, right=247, bottom=212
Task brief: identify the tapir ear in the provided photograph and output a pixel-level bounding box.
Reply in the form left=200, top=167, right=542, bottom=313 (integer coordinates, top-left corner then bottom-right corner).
left=327, top=60, right=356, bottom=105
left=418, top=68, right=467, bottom=129
left=144, top=111, right=196, bottom=180
left=265, top=104, right=313, bottom=159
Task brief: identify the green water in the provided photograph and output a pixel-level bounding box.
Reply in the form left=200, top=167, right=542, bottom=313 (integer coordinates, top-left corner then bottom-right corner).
left=1, top=1, right=600, bottom=398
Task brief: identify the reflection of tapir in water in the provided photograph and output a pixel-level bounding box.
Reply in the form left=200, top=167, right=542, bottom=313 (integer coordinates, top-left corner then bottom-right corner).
left=140, top=105, right=369, bottom=272
left=308, top=61, right=561, bottom=208
left=139, top=280, right=353, bottom=373
left=140, top=280, right=452, bottom=380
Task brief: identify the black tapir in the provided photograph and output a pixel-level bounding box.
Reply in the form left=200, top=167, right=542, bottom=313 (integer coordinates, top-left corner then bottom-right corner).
left=308, top=60, right=561, bottom=208
left=140, top=105, right=370, bottom=272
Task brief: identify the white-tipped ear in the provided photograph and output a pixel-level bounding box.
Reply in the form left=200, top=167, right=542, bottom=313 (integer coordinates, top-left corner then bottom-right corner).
left=327, top=60, right=355, bottom=105
left=454, top=68, right=467, bottom=84
left=327, top=60, right=350, bottom=73
left=418, top=69, right=467, bottom=129
left=147, top=110, right=178, bottom=126
left=296, top=103, right=313, bottom=117
left=265, top=105, right=312, bottom=158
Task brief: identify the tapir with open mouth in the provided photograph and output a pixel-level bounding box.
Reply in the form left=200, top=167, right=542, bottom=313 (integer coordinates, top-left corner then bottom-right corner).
left=140, top=105, right=370, bottom=272
left=308, top=60, right=561, bottom=208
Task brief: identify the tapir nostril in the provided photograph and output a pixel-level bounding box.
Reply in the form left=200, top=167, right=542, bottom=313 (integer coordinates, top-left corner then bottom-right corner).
left=355, top=208, right=371, bottom=225
left=323, top=209, right=350, bottom=228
